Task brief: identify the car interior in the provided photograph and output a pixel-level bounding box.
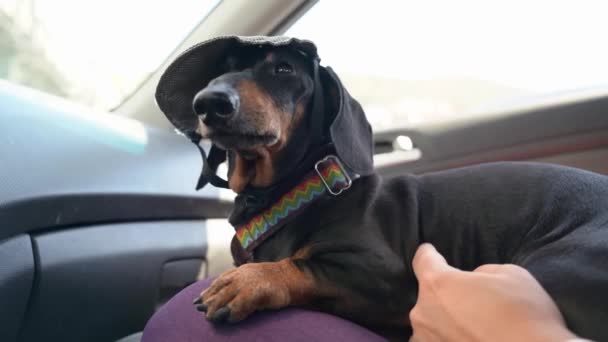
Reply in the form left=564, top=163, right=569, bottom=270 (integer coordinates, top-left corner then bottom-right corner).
left=1, top=1, right=607, bottom=341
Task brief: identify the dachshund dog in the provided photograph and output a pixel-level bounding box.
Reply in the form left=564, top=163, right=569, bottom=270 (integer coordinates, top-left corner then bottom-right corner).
left=157, top=37, right=608, bottom=341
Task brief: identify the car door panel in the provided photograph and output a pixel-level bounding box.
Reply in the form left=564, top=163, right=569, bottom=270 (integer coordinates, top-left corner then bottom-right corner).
left=536, top=148, right=608, bottom=175
left=374, top=93, right=608, bottom=177
left=19, top=221, right=206, bottom=342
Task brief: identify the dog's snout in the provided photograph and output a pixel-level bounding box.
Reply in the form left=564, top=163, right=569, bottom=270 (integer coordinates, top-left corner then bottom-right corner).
left=192, top=84, right=239, bottom=124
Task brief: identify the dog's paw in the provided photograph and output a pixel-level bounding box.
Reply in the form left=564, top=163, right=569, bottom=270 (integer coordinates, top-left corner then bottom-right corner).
left=193, top=263, right=291, bottom=323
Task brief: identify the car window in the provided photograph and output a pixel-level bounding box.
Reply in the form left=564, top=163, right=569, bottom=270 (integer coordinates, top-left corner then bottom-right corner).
left=286, top=0, right=608, bottom=131
left=0, top=0, right=219, bottom=111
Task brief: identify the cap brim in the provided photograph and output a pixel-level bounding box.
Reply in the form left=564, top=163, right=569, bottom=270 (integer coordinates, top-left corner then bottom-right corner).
left=155, top=36, right=318, bottom=138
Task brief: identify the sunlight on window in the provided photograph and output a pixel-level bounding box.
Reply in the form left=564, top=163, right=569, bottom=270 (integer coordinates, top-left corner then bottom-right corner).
left=287, top=0, right=608, bottom=130
left=0, top=0, right=219, bottom=110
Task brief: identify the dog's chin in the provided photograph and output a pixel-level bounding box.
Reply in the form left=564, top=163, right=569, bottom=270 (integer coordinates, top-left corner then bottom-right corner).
left=199, top=125, right=281, bottom=192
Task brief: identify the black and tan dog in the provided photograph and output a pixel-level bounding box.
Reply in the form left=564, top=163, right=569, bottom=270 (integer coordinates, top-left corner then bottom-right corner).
left=156, top=36, right=608, bottom=341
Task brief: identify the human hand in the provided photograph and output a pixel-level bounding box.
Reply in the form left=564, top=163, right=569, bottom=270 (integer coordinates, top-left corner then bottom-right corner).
left=409, top=243, right=585, bottom=342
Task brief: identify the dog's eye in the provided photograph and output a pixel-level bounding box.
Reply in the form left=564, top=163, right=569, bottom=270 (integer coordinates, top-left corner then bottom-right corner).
left=274, top=62, right=293, bottom=74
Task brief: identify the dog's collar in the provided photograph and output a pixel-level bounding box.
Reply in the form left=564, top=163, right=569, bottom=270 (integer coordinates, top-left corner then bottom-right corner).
left=231, top=155, right=352, bottom=261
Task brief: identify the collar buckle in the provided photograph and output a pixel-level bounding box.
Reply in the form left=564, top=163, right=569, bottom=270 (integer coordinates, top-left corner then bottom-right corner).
left=314, top=155, right=352, bottom=196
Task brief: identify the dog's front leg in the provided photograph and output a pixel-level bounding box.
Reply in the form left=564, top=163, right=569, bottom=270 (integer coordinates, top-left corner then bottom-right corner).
left=194, top=259, right=316, bottom=323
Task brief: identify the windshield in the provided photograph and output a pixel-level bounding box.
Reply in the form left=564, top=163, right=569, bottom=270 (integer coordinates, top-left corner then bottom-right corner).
left=287, top=0, right=608, bottom=130
left=0, top=0, right=219, bottom=110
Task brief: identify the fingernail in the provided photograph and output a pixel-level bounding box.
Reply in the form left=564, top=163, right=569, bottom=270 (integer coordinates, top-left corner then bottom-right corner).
left=193, top=297, right=202, bottom=305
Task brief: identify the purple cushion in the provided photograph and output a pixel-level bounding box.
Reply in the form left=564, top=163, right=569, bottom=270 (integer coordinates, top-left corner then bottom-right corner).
left=142, top=278, right=385, bottom=342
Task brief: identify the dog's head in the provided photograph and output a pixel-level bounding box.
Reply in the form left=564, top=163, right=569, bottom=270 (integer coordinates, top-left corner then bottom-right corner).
left=156, top=36, right=374, bottom=194
left=192, top=46, right=315, bottom=193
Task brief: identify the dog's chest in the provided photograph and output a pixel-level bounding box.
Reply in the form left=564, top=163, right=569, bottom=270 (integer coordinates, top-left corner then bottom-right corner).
left=246, top=198, right=329, bottom=262
left=248, top=175, right=421, bottom=263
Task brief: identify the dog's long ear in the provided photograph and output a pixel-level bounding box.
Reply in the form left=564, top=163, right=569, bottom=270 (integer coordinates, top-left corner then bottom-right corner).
left=320, top=66, right=374, bottom=176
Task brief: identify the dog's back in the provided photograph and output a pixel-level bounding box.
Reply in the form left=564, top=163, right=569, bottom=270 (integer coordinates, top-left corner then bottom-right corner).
left=396, top=162, right=608, bottom=340
left=417, top=161, right=608, bottom=267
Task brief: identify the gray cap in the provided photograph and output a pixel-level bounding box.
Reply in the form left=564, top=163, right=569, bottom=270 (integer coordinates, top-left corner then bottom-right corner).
left=155, top=36, right=318, bottom=139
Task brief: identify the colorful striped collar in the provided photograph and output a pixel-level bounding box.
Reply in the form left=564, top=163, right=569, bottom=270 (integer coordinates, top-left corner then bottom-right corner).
left=234, top=155, right=352, bottom=254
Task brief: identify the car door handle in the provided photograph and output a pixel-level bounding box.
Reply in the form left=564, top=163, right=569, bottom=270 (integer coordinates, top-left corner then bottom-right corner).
left=374, top=135, right=422, bottom=167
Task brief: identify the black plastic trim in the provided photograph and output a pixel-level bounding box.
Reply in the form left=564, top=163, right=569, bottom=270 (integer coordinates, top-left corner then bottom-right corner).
left=0, top=235, right=35, bottom=342
left=0, top=194, right=231, bottom=241
left=270, top=0, right=319, bottom=35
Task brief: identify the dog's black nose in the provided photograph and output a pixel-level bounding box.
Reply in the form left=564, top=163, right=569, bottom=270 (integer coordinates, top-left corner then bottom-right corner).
left=192, top=84, right=239, bottom=124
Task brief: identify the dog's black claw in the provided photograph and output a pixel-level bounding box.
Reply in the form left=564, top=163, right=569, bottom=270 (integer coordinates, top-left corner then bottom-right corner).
left=209, top=306, right=231, bottom=323
left=193, top=297, right=202, bottom=305
left=195, top=304, right=208, bottom=313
